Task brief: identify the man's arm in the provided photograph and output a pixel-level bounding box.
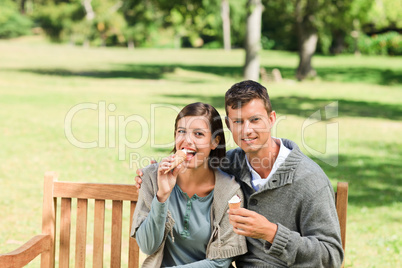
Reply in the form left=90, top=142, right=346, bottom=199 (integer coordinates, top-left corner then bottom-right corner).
left=267, top=185, right=343, bottom=267
left=229, top=185, right=343, bottom=267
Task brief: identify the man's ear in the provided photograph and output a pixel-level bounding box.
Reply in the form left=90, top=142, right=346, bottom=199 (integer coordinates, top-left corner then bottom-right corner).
left=269, top=111, right=277, bottom=126
left=225, top=117, right=232, bottom=132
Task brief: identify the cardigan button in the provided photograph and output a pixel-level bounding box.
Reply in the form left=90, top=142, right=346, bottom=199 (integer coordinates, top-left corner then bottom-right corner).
left=250, top=199, right=258, bottom=206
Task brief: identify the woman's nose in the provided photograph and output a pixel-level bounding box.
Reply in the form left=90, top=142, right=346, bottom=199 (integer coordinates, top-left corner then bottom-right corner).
left=184, top=133, right=194, bottom=144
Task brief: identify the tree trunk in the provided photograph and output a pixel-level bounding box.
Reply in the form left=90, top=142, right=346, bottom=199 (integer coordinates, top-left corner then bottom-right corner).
left=243, top=0, right=263, bottom=81
left=83, top=0, right=95, bottom=21
left=295, top=0, right=318, bottom=81
left=20, top=0, right=27, bottom=14
left=221, top=0, right=231, bottom=51
left=128, top=39, right=135, bottom=49
left=296, top=30, right=318, bottom=80
left=82, top=0, right=95, bottom=47
left=330, top=30, right=346, bottom=54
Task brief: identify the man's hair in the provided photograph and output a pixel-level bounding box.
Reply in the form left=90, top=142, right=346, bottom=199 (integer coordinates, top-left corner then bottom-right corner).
left=172, top=102, right=226, bottom=166
left=225, top=80, right=272, bottom=115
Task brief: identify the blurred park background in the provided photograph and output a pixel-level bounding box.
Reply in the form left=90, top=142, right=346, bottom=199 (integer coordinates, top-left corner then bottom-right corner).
left=0, top=0, right=401, bottom=267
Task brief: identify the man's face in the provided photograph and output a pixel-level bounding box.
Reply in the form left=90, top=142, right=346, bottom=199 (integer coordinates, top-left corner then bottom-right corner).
left=226, top=98, right=276, bottom=154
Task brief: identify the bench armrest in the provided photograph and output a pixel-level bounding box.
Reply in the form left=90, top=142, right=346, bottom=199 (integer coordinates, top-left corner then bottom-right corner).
left=0, top=234, right=51, bottom=268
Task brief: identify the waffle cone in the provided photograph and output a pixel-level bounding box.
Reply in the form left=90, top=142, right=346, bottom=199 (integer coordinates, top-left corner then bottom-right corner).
left=228, top=202, right=241, bottom=209
left=164, top=150, right=186, bottom=174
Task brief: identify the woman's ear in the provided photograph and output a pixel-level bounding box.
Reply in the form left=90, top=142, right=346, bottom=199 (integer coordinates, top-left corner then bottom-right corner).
left=211, top=136, right=221, bottom=150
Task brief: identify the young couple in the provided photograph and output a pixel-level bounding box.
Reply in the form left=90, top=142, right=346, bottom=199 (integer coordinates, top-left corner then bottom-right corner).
left=131, top=80, right=344, bottom=267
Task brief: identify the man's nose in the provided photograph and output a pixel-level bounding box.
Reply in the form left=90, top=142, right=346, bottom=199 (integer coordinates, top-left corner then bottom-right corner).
left=242, top=121, right=252, bottom=135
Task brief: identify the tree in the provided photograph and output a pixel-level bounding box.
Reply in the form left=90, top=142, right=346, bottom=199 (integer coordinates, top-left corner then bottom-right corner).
left=325, top=0, right=374, bottom=54
left=243, top=0, right=263, bottom=81
left=0, top=0, right=32, bottom=38
left=221, top=0, right=231, bottom=50
left=295, top=0, right=320, bottom=80
left=365, top=0, right=402, bottom=32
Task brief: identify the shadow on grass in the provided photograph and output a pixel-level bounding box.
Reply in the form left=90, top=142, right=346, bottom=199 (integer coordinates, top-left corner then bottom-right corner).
left=17, top=62, right=401, bottom=86
left=162, top=94, right=402, bottom=121
left=274, top=96, right=402, bottom=121
left=17, top=65, right=176, bottom=80
left=271, top=66, right=402, bottom=86
left=317, top=153, right=401, bottom=208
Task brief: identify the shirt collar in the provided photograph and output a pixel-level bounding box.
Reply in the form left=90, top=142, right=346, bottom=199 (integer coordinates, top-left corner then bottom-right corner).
left=245, top=138, right=292, bottom=190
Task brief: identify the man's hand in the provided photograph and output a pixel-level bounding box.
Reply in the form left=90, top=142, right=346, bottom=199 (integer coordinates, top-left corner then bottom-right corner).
left=228, top=208, right=278, bottom=243
left=134, top=169, right=144, bottom=192
left=134, top=160, right=157, bottom=192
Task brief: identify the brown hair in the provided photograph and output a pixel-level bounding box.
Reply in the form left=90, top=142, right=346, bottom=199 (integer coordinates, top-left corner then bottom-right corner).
left=225, top=80, right=272, bottom=115
left=172, top=102, right=226, bottom=167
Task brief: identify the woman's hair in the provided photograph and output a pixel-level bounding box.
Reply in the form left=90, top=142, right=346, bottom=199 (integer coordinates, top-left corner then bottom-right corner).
left=172, top=102, right=226, bottom=168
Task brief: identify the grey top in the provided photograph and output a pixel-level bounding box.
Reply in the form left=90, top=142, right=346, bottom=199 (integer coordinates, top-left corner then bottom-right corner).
left=136, top=185, right=232, bottom=267
left=131, top=164, right=248, bottom=268
left=221, top=139, right=344, bottom=268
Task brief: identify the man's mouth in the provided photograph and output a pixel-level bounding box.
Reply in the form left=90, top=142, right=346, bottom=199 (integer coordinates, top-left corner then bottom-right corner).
left=242, top=137, right=257, bottom=143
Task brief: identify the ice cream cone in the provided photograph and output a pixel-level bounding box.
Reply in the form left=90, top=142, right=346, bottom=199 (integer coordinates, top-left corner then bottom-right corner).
left=228, top=194, right=241, bottom=209
left=164, top=150, right=186, bottom=174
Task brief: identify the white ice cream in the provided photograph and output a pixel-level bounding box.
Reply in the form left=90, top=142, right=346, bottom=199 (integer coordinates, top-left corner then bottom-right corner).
left=228, top=194, right=241, bottom=204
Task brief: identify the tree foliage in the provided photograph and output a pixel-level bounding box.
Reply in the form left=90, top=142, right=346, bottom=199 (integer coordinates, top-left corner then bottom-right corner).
left=366, top=0, right=402, bottom=30
left=0, top=0, right=32, bottom=38
left=261, top=0, right=377, bottom=54
left=1, top=0, right=400, bottom=58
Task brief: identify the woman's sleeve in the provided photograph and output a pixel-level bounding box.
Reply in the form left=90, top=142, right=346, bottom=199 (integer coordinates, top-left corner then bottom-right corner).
left=135, top=196, right=169, bottom=255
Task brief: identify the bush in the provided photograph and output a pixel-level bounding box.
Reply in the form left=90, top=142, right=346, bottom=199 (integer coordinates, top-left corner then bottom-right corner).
left=357, top=31, right=402, bottom=56
left=203, top=40, right=222, bottom=49
left=32, top=3, right=85, bottom=42
left=261, top=35, right=275, bottom=50
left=0, top=0, right=32, bottom=38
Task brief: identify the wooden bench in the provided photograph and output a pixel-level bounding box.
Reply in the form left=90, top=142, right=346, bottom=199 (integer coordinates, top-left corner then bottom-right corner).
left=0, top=172, right=348, bottom=268
left=0, top=172, right=140, bottom=268
left=335, top=182, right=349, bottom=268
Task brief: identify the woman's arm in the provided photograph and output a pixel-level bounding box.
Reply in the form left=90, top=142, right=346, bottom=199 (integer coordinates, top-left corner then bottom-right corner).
left=135, top=196, right=169, bottom=255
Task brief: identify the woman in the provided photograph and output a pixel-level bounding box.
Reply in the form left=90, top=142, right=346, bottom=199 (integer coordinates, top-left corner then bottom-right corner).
left=131, top=102, right=247, bottom=267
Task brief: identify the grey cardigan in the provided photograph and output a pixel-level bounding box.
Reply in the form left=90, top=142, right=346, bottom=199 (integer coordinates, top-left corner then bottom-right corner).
left=221, top=139, right=344, bottom=268
left=131, top=164, right=247, bottom=268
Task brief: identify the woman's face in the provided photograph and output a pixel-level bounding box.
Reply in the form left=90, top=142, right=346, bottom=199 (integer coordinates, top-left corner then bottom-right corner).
left=175, top=116, right=218, bottom=170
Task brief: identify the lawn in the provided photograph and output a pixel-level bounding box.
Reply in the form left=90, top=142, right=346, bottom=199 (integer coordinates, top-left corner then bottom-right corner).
left=0, top=36, right=401, bottom=267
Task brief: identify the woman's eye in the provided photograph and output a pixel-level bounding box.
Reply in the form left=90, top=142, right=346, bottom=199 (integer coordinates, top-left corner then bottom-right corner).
left=195, top=132, right=204, bottom=137
left=234, top=120, right=242, bottom=124
left=177, top=130, right=185, bottom=134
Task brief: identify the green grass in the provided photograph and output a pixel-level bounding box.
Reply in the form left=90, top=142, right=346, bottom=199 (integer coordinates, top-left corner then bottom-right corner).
left=0, top=36, right=401, bottom=267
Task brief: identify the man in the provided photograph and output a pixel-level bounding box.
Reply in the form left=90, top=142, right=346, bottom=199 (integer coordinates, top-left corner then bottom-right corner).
left=135, top=80, right=343, bottom=267
left=222, top=80, right=343, bottom=267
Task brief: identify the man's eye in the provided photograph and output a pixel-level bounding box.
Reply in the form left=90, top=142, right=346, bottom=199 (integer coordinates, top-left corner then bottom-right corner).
left=177, top=130, right=185, bottom=134
left=251, top=117, right=260, bottom=122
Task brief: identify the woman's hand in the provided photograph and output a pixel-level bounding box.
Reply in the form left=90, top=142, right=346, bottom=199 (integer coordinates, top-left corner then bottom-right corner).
left=156, top=155, right=183, bottom=203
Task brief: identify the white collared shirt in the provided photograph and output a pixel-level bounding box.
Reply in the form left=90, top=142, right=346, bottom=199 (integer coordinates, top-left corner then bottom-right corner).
left=246, top=138, right=291, bottom=191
